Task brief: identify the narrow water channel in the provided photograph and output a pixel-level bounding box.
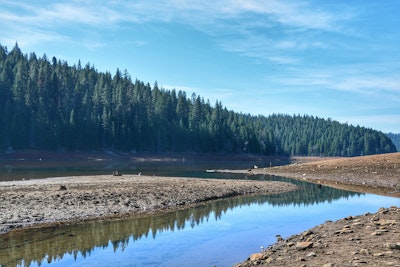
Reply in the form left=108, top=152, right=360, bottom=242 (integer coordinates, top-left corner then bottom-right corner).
left=0, top=161, right=399, bottom=267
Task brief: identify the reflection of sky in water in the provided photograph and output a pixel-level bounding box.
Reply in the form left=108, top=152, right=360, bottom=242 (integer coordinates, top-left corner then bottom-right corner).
left=29, top=193, right=399, bottom=267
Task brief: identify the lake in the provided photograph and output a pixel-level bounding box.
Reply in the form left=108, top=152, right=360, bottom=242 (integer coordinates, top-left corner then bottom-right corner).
left=0, top=158, right=399, bottom=267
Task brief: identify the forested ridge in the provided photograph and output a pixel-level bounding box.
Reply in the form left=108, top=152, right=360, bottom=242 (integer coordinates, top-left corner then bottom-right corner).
left=0, top=44, right=396, bottom=156
left=386, top=133, right=400, bottom=152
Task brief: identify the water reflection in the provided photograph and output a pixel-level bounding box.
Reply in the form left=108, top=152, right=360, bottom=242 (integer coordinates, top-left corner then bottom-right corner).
left=0, top=177, right=361, bottom=267
left=0, top=157, right=285, bottom=182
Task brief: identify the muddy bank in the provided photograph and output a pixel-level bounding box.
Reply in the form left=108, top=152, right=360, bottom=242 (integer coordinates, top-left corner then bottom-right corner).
left=0, top=175, right=297, bottom=235
left=235, top=206, right=400, bottom=267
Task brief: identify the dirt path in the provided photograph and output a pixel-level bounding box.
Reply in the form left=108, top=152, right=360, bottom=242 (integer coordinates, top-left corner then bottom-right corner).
left=235, top=153, right=400, bottom=267
left=0, top=175, right=297, bottom=235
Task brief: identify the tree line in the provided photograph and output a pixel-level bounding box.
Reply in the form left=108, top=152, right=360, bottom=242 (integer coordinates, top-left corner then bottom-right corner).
left=0, top=44, right=396, bottom=156
left=386, top=133, right=400, bottom=152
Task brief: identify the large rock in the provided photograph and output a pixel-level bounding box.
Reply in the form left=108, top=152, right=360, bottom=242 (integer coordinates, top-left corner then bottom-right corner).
left=296, top=241, right=313, bottom=250
left=249, top=253, right=264, bottom=262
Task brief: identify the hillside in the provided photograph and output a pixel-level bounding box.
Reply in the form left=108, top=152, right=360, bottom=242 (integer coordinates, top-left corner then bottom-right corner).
left=0, top=44, right=396, bottom=156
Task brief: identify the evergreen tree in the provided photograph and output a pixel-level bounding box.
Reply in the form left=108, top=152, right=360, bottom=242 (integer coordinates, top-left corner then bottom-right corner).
left=0, top=43, right=396, bottom=156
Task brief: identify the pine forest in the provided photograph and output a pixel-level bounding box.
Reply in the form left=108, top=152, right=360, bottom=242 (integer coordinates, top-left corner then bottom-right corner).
left=0, top=44, right=396, bottom=156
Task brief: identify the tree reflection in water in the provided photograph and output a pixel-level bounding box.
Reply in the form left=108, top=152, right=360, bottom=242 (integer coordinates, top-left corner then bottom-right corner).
left=0, top=175, right=360, bottom=267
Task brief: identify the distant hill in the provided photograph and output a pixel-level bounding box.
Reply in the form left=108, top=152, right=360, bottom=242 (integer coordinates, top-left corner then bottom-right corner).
left=386, top=133, right=400, bottom=151
left=0, top=44, right=396, bottom=156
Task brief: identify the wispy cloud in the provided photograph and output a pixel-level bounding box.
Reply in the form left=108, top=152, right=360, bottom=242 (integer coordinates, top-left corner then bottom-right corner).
left=0, top=0, right=348, bottom=52
left=336, top=114, right=400, bottom=133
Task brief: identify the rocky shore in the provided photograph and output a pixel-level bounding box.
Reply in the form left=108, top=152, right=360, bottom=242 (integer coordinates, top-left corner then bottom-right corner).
left=245, top=152, right=400, bottom=197
left=235, top=153, right=400, bottom=267
left=235, top=206, right=400, bottom=267
left=0, top=175, right=297, bottom=235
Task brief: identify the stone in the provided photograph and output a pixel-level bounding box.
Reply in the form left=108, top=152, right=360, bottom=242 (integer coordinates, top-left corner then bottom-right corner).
left=322, top=263, right=334, bottom=267
left=373, top=252, right=384, bottom=257
left=265, top=257, right=274, bottom=263
left=286, top=242, right=295, bottom=247
left=296, top=242, right=313, bottom=250
left=385, top=242, right=400, bottom=250
left=354, top=260, right=368, bottom=264
left=302, top=230, right=314, bottom=237
left=276, top=234, right=284, bottom=242
left=379, top=219, right=397, bottom=226
left=359, top=248, right=370, bottom=255
left=306, top=252, right=316, bottom=257
left=249, top=253, right=263, bottom=262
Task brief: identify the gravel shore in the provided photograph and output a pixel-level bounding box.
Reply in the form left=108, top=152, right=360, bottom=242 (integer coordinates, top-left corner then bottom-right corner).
left=242, top=152, right=400, bottom=197
left=235, top=206, right=400, bottom=267
left=0, top=175, right=297, bottom=235
left=235, top=153, right=400, bottom=267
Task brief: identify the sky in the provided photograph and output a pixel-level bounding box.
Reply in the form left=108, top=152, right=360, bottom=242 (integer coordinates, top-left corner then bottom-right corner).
left=0, top=0, right=399, bottom=133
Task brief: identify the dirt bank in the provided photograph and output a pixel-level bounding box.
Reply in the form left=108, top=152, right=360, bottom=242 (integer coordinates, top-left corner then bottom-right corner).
left=246, top=152, right=400, bottom=197
left=0, top=175, right=297, bottom=235
left=235, top=206, right=400, bottom=267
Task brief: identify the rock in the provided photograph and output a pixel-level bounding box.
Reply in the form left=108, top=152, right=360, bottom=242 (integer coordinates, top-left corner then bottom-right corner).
left=296, top=242, right=313, bottom=250
left=334, top=228, right=353, bottom=234
left=59, top=185, right=67, bottom=191
left=307, top=252, right=316, bottom=257
left=359, top=248, right=370, bottom=255
left=373, top=252, right=384, bottom=257
left=286, top=242, right=295, bottom=247
left=302, top=230, right=314, bottom=237
left=276, top=234, right=284, bottom=242
left=377, top=219, right=397, bottom=226
left=249, top=253, right=263, bottom=262
left=385, top=242, right=400, bottom=250
left=353, top=260, right=368, bottom=264
left=322, top=263, right=334, bottom=267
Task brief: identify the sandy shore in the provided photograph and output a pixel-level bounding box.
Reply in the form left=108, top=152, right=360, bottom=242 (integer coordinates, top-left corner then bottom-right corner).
left=0, top=175, right=297, bottom=235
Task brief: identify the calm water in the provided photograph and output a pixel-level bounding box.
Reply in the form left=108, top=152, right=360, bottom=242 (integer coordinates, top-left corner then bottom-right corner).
left=0, top=160, right=399, bottom=267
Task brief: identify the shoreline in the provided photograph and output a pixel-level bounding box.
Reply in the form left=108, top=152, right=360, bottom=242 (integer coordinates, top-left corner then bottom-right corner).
left=235, top=206, right=400, bottom=267
left=222, top=152, right=400, bottom=198
left=2, top=152, right=399, bottom=266
left=233, top=153, right=400, bottom=266
left=0, top=175, right=297, bottom=235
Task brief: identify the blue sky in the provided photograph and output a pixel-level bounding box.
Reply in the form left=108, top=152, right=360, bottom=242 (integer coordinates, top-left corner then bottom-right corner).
left=1, top=0, right=399, bottom=133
